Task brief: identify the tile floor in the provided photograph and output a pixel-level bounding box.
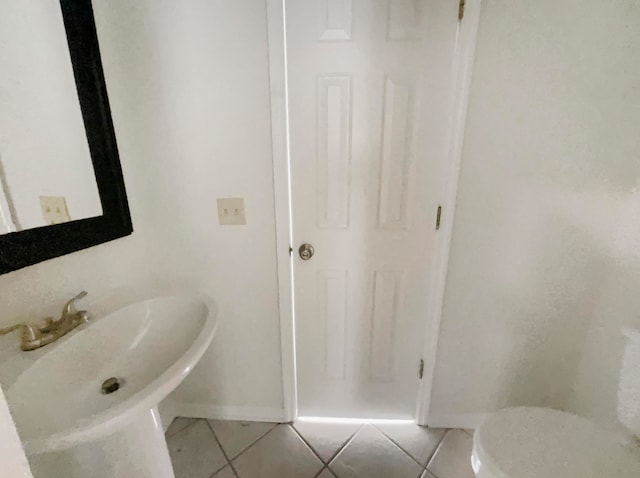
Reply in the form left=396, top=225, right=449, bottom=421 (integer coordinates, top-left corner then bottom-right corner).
left=166, top=417, right=475, bottom=478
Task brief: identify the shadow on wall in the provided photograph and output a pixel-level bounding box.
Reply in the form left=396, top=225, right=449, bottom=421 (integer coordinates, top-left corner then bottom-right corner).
left=468, top=180, right=640, bottom=417
left=465, top=178, right=640, bottom=422
left=496, top=211, right=609, bottom=409
left=570, top=184, right=640, bottom=427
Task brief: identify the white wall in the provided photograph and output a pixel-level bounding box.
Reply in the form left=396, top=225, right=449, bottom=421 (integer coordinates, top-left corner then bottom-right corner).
left=430, top=0, right=640, bottom=426
left=0, top=0, right=102, bottom=230
left=0, top=0, right=285, bottom=421
left=571, top=205, right=640, bottom=424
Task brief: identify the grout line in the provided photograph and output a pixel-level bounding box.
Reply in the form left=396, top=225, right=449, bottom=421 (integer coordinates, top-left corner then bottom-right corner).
left=292, top=421, right=364, bottom=467
left=232, top=422, right=279, bottom=460
left=315, top=465, right=337, bottom=478
left=287, top=423, right=330, bottom=466
left=211, top=420, right=279, bottom=464
left=422, top=428, right=449, bottom=469
left=425, top=429, right=452, bottom=474
left=205, top=420, right=239, bottom=478
left=325, top=423, right=364, bottom=466
left=370, top=424, right=430, bottom=470
left=325, top=423, right=363, bottom=465
left=165, top=416, right=199, bottom=438
left=313, top=466, right=328, bottom=478
left=371, top=423, right=441, bottom=470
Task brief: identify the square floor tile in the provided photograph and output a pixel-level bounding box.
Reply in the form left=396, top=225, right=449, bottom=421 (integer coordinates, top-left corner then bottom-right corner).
left=213, top=465, right=237, bottom=478
left=329, top=425, right=423, bottom=478
left=375, top=423, right=446, bottom=465
left=166, top=417, right=198, bottom=438
left=421, top=471, right=436, bottom=478
left=293, top=421, right=361, bottom=463
left=427, top=429, right=475, bottom=478
left=208, top=419, right=276, bottom=459
left=168, top=420, right=227, bottom=478
left=233, top=425, right=324, bottom=478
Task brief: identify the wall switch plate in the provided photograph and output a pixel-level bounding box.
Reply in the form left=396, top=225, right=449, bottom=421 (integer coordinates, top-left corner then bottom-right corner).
left=40, top=196, right=71, bottom=225
left=217, top=197, right=246, bottom=225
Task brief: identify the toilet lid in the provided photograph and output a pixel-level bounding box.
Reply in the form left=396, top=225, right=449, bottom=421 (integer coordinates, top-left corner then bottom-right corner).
left=474, top=407, right=640, bottom=478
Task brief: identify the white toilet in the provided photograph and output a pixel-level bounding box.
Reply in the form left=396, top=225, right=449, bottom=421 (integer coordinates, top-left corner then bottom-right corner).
left=471, top=328, right=640, bottom=477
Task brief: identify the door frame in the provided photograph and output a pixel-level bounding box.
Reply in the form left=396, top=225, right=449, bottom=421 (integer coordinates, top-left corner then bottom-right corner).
left=265, top=0, right=483, bottom=425
left=415, top=0, right=484, bottom=426
left=266, top=0, right=297, bottom=423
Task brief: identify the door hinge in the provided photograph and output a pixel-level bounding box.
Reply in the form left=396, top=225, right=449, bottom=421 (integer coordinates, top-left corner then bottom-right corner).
left=435, top=205, right=442, bottom=230
left=418, top=359, right=425, bottom=379
left=289, top=245, right=293, bottom=256
left=458, top=0, right=466, bottom=21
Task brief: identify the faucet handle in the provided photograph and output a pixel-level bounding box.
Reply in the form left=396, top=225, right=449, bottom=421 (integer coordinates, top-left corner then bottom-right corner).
left=62, top=291, right=88, bottom=318
left=72, top=291, right=88, bottom=301
left=21, top=324, right=37, bottom=342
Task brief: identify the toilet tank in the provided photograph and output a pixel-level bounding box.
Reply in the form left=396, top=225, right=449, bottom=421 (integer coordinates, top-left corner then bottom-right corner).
left=618, top=328, right=640, bottom=438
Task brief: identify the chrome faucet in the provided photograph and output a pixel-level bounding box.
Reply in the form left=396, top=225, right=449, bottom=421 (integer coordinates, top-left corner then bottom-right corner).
left=0, top=291, right=90, bottom=351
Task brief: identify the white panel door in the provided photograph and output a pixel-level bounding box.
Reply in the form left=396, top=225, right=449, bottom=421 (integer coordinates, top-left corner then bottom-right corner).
left=288, top=0, right=459, bottom=418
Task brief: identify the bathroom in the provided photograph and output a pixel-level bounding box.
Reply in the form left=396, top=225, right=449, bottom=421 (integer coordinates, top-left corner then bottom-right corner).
left=1, top=0, right=639, bottom=477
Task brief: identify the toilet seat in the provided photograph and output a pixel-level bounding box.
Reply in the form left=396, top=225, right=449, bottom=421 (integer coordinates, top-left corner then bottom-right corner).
left=472, top=407, right=640, bottom=478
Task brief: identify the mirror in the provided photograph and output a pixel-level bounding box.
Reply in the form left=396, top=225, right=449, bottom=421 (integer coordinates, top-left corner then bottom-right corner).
left=0, top=1, right=132, bottom=274
left=0, top=1, right=102, bottom=233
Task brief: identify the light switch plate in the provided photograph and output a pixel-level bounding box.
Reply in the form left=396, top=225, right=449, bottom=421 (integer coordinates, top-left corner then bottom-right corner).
left=40, top=196, right=71, bottom=225
left=217, top=198, right=246, bottom=225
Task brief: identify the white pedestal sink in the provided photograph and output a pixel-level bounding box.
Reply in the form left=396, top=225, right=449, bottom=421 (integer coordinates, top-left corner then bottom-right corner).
left=6, top=294, right=218, bottom=478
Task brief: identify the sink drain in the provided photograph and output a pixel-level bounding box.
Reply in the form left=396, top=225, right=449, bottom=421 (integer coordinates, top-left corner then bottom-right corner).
left=101, top=377, right=122, bottom=395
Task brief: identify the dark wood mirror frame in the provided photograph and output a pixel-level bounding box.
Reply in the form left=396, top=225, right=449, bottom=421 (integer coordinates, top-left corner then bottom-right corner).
left=0, top=0, right=132, bottom=275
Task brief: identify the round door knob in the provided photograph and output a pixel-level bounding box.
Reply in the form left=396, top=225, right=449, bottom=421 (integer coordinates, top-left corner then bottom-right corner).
left=298, top=244, right=315, bottom=261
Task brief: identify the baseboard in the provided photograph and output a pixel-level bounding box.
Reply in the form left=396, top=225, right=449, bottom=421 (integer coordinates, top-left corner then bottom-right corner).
left=170, top=402, right=287, bottom=423
left=427, top=413, right=487, bottom=430
left=168, top=402, right=483, bottom=429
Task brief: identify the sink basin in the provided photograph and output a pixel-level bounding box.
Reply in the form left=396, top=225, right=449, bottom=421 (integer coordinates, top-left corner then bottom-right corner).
left=6, top=293, right=217, bottom=477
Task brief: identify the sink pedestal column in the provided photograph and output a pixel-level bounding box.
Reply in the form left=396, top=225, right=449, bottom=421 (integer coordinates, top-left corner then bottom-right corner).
left=28, top=407, right=175, bottom=478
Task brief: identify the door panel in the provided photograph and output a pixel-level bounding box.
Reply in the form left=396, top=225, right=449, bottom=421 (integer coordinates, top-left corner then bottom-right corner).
left=288, top=0, right=458, bottom=418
